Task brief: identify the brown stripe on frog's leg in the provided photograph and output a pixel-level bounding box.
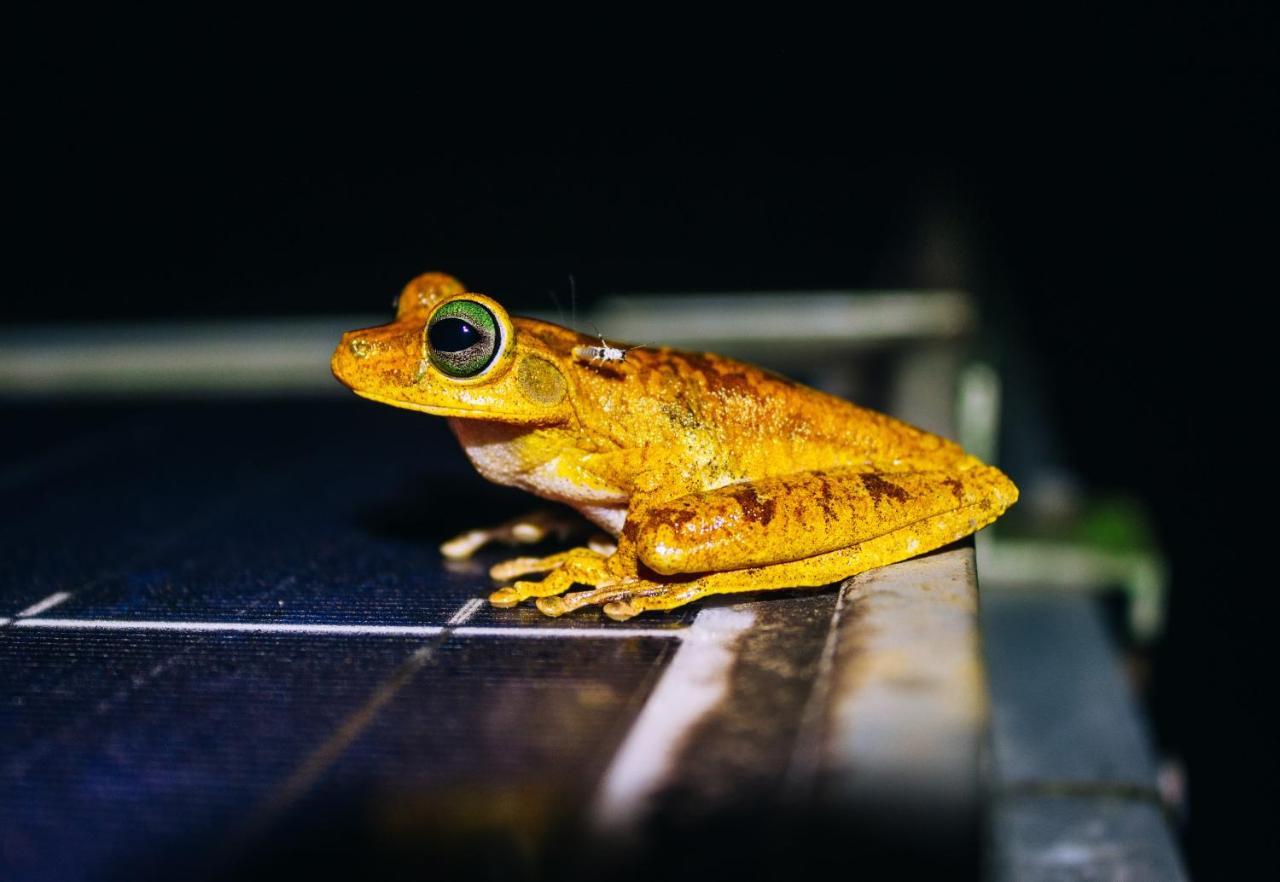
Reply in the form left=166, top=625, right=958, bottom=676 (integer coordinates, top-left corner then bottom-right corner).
left=630, top=465, right=1018, bottom=576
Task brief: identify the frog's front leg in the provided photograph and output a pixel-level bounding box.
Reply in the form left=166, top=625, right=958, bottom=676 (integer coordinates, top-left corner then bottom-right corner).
left=487, top=546, right=615, bottom=608
left=483, top=529, right=621, bottom=607
left=486, top=529, right=648, bottom=610
left=529, top=463, right=1017, bottom=620
left=440, top=509, right=588, bottom=560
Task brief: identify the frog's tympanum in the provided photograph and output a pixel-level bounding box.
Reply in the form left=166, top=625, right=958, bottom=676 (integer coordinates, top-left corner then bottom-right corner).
left=332, top=272, right=1018, bottom=621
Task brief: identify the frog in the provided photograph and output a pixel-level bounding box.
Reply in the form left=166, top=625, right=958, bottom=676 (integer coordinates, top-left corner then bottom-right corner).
left=331, top=271, right=1018, bottom=621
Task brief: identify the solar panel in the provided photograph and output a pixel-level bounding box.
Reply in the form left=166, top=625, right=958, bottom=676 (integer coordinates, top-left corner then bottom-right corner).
left=1, top=402, right=706, bottom=880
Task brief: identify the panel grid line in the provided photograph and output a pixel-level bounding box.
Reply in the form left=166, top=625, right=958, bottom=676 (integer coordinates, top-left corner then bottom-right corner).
left=9, top=616, right=686, bottom=640
left=14, top=591, right=73, bottom=618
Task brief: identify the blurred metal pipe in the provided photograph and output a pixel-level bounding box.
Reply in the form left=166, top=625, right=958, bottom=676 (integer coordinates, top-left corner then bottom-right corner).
left=0, top=316, right=378, bottom=397
left=0, top=292, right=973, bottom=397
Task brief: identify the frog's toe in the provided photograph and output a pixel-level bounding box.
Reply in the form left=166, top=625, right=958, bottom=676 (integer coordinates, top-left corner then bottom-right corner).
left=558, top=580, right=711, bottom=619
left=443, top=509, right=588, bottom=561
left=440, top=529, right=491, bottom=561
left=603, top=599, right=639, bottom=621
left=487, top=573, right=576, bottom=609
left=558, top=585, right=636, bottom=615
left=535, top=596, right=570, bottom=617
left=488, top=587, right=522, bottom=608
left=490, top=556, right=550, bottom=582
left=490, top=547, right=606, bottom=582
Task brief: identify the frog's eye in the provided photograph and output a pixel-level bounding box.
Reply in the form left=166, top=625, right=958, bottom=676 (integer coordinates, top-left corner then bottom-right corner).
left=426, top=299, right=502, bottom=378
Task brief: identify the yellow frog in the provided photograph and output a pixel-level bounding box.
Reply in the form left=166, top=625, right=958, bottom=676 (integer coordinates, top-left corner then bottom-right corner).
left=331, top=272, right=1018, bottom=621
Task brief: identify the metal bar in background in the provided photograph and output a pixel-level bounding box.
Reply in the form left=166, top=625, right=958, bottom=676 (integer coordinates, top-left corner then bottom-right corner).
left=593, top=290, right=974, bottom=357
left=0, top=317, right=375, bottom=396
left=982, top=588, right=1188, bottom=881
left=0, top=291, right=973, bottom=397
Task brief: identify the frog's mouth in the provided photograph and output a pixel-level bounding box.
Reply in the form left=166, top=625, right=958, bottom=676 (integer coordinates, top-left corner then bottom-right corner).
left=347, top=387, right=536, bottom=423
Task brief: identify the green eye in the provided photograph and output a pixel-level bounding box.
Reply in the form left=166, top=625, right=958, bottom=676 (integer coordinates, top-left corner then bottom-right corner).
left=426, top=300, right=501, bottom=378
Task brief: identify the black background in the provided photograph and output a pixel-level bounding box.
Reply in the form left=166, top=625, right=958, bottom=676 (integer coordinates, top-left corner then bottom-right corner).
left=9, top=9, right=1277, bottom=877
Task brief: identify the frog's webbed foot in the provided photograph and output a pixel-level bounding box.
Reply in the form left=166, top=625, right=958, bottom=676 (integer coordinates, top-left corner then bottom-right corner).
left=536, top=579, right=710, bottom=621
left=440, top=509, right=588, bottom=561
left=487, top=546, right=620, bottom=609
left=490, top=546, right=709, bottom=622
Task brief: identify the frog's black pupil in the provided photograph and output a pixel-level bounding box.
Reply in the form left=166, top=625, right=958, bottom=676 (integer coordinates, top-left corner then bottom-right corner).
left=429, top=318, right=478, bottom=352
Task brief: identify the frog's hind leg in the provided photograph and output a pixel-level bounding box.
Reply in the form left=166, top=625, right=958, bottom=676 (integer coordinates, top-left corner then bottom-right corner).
left=542, top=464, right=1018, bottom=620
left=630, top=464, right=1017, bottom=576
left=547, top=492, right=1011, bottom=620
left=440, top=508, right=587, bottom=560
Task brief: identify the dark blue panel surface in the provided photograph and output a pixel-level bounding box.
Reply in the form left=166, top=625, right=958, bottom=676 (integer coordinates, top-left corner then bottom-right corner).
left=0, top=629, right=435, bottom=880
left=0, top=401, right=684, bottom=881
left=2, top=402, right=691, bottom=631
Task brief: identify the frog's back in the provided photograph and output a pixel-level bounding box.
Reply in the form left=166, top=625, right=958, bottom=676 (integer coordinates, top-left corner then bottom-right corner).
left=520, top=316, right=970, bottom=477
left=636, top=346, right=971, bottom=472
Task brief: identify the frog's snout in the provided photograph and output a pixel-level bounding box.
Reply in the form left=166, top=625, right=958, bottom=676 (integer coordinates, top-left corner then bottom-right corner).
left=330, top=330, right=365, bottom=389
left=331, top=323, right=418, bottom=393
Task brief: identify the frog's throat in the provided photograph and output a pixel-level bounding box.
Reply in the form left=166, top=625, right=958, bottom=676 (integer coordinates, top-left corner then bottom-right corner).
left=349, top=388, right=550, bottom=424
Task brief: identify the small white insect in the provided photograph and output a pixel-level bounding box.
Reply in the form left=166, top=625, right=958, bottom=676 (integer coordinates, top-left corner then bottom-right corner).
left=551, top=275, right=645, bottom=368
left=573, top=332, right=645, bottom=367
